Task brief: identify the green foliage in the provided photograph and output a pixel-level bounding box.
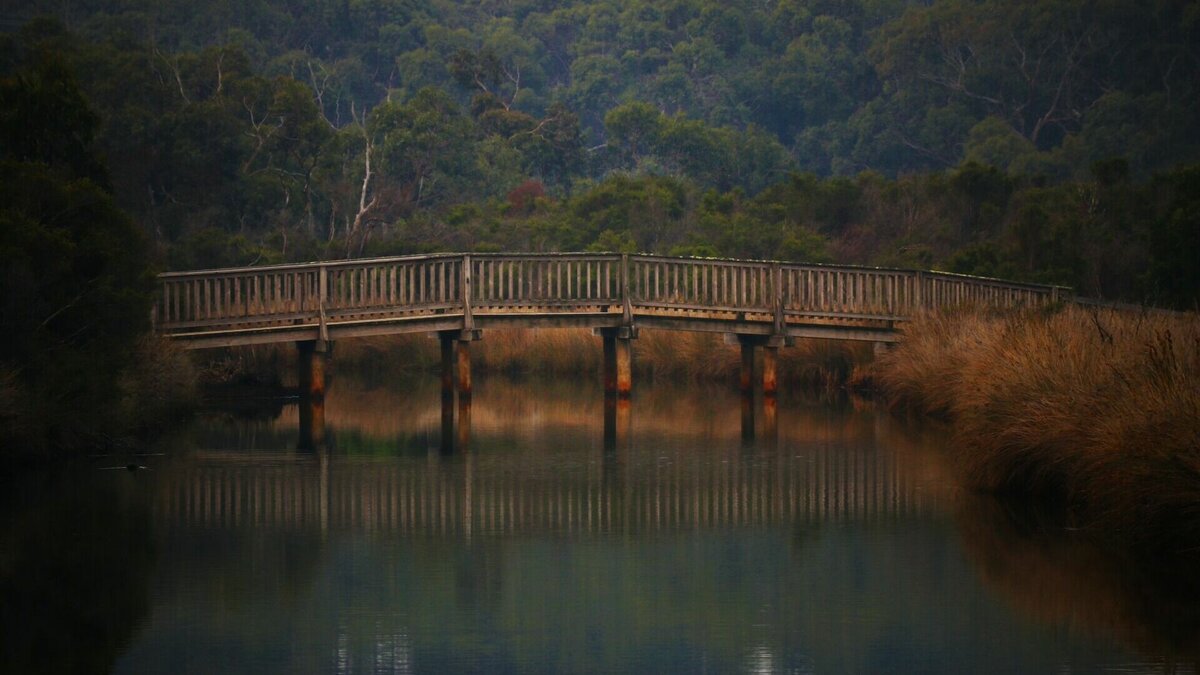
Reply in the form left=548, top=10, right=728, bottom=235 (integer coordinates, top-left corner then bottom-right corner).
left=0, top=160, right=152, bottom=452
left=0, top=50, right=110, bottom=188
left=0, top=1, right=1194, bottom=312
left=0, top=53, right=155, bottom=456
left=1143, top=166, right=1200, bottom=309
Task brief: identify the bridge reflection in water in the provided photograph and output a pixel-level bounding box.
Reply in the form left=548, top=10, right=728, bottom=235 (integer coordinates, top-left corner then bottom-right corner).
left=162, top=382, right=948, bottom=536
left=125, top=381, right=1199, bottom=674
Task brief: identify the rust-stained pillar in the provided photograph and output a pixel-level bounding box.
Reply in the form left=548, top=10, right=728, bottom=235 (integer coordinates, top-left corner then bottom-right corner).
left=298, top=396, right=326, bottom=451
left=440, top=332, right=455, bottom=398
left=738, top=337, right=756, bottom=395
left=298, top=339, right=331, bottom=451
left=440, top=387, right=455, bottom=455
left=438, top=332, right=456, bottom=454
left=763, top=394, right=778, bottom=449
left=457, top=339, right=472, bottom=399
left=440, top=329, right=480, bottom=399
left=615, top=336, right=632, bottom=397
left=297, top=339, right=331, bottom=400
left=762, top=345, right=778, bottom=397
left=740, top=390, right=755, bottom=443
left=603, top=394, right=632, bottom=457
left=437, top=329, right=480, bottom=454
left=457, top=394, right=472, bottom=452
left=600, top=327, right=636, bottom=398
left=603, top=333, right=617, bottom=392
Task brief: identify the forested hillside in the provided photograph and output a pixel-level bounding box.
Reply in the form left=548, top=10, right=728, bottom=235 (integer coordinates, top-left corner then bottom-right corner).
left=1, top=0, right=1197, bottom=306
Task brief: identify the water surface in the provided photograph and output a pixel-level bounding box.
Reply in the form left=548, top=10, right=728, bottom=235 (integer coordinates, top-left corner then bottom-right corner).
left=2, top=376, right=1196, bottom=673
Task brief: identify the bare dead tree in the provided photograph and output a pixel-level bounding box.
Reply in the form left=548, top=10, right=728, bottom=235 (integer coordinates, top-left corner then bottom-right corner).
left=154, top=48, right=190, bottom=105
left=345, top=103, right=378, bottom=258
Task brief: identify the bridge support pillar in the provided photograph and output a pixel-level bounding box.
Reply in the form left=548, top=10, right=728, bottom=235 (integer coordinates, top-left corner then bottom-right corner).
left=762, top=345, right=778, bottom=397
left=297, top=339, right=331, bottom=399
left=738, top=338, right=756, bottom=395
left=457, top=340, right=472, bottom=399
left=297, top=340, right=331, bottom=451
left=729, top=334, right=791, bottom=396
left=603, top=394, right=632, bottom=455
left=440, top=333, right=455, bottom=398
left=439, top=329, right=482, bottom=399
left=763, top=395, right=778, bottom=449
left=598, top=327, right=637, bottom=398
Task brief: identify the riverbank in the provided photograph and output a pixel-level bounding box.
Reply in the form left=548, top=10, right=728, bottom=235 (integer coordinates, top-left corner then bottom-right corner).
left=0, top=337, right=199, bottom=466
left=873, top=305, right=1200, bottom=557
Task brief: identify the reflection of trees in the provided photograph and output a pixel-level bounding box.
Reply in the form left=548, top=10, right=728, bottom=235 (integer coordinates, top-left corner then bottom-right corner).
left=0, top=472, right=155, bottom=673
left=955, top=492, right=1200, bottom=667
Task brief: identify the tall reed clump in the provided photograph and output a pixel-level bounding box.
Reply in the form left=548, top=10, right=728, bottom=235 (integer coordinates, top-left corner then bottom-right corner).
left=876, top=305, right=1200, bottom=555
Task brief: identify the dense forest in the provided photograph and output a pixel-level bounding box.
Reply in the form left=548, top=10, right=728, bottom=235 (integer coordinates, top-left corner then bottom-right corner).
left=2, top=1, right=1198, bottom=306
left=0, top=0, right=1197, bottom=457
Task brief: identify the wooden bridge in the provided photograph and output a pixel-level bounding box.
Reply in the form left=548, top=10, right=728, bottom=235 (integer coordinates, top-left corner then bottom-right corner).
left=154, top=252, right=1067, bottom=400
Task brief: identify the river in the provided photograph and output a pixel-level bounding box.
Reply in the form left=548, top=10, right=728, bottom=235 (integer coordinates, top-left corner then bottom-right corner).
left=2, top=375, right=1196, bottom=673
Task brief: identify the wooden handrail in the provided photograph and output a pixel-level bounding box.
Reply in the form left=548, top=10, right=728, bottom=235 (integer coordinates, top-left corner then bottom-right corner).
left=152, top=252, right=1071, bottom=338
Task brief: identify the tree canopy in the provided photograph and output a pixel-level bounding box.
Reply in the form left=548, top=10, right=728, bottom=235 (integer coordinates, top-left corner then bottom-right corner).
left=0, top=1, right=1196, bottom=308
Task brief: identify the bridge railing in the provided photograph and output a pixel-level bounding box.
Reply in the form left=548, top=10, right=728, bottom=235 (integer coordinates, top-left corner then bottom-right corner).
left=629, top=255, right=776, bottom=314
left=154, top=253, right=1069, bottom=335
left=322, top=254, right=462, bottom=319
left=155, top=254, right=464, bottom=331
left=156, top=264, right=322, bottom=330
left=780, top=265, right=916, bottom=320
left=469, top=253, right=623, bottom=307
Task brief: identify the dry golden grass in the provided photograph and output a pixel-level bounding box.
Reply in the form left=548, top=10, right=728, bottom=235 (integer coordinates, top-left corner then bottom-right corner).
left=876, top=305, right=1200, bottom=554
left=331, top=328, right=871, bottom=386
left=275, top=376, right=881, bottom=446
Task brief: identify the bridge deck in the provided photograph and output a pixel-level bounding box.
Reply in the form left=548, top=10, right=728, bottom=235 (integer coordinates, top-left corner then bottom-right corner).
left=153, top=253, right=1068, bottom=348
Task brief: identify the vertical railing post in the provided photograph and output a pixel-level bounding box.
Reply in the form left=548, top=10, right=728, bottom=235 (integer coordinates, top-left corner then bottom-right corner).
left=913, top=270, right=924, bottom=314
left=318, top=263, right=329, bottom=342
left=462, top=254, right=474, bottom=331
left=620, top=253, right=632, bottom=325
left=772, top=262, right=784, bottom=335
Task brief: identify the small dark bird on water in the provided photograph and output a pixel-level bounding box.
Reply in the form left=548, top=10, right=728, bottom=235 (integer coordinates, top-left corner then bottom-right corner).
left=97, top=463, right=151, bottom=472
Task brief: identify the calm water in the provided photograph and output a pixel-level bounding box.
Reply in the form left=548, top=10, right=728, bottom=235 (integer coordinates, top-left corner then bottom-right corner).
left=2, top=376, right=1197, bottom=674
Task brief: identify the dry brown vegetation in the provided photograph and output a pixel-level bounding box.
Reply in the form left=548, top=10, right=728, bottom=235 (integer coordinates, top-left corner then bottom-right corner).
left=875, top=305, right=1200, bottom=555
left=296, top=328, right=871, bottom=387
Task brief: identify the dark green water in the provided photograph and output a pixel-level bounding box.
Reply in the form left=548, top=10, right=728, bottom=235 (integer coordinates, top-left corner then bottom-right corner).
left=2, top=377, right=1197, bottom=673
